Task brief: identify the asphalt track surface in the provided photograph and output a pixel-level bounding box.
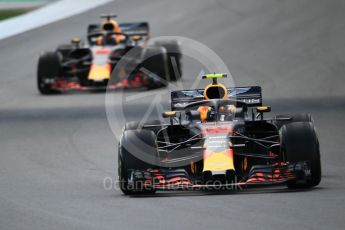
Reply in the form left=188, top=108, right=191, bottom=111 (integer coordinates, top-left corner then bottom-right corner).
left=1, top=0, right=345, bottom=229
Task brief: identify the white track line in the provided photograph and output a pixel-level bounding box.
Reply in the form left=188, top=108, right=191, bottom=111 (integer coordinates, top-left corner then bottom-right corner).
left=0, top=0, right=113, bottom=40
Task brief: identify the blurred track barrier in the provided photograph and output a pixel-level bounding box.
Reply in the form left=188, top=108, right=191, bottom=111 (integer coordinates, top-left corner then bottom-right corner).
left=0, top=0, right=112, bottom=40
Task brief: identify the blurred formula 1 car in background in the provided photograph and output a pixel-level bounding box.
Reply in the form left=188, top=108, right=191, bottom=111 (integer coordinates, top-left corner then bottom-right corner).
left=118, top=73, right=321, bottom=195
left=37, top=14, right=182, bottom=94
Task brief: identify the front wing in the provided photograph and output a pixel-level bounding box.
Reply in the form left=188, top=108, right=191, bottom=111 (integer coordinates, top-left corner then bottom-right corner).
left=125, top=161, right=311, bottom=191
left=48, top=73, right=151, bottom=92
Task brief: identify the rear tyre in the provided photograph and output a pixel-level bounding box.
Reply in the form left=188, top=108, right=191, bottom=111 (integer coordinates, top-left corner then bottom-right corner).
left=154, top=40, right=182, bottom=81
left=141, top=46, right=169, bottom=89
left=37, top=52, right=61, bottom=95
left=280, top=122, right=321, bottom=188
left=118, top=130, right=158, bottom=195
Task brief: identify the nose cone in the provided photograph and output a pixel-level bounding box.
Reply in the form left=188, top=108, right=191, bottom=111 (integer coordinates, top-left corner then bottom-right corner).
left=203, top=149, right=235, bottom=172
left=202, top=169, right=237, bottom=184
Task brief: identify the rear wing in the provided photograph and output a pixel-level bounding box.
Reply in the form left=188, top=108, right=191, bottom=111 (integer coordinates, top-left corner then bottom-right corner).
left=119, top=22, right=150, bottom=38
left=171, top=86, right=262, bottom=110
left=87, top=22, right=150, bottom=38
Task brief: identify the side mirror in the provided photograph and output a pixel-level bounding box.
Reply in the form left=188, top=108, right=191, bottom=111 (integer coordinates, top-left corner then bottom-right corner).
left=131, top=35, right=142, bottom=41
left=71, top=37, right=81, bottom=45
left=256, top=106, right=271, bottom=120
left=256, top=106, right=271, bottom=113
left=162, top=111, right=181, bottom=125
left=162, top=111, right=177, bottom=118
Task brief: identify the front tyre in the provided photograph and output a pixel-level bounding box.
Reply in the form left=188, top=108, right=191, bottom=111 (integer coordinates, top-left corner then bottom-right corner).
left=280, top=122, right=321, bottom=188
left=274, top=113, right=312, bottom=130
left=37, top=52, right=61, bottom=95
left=118, top=130, right=158, bottom=195
left=124, top=120, right=163, bottom=131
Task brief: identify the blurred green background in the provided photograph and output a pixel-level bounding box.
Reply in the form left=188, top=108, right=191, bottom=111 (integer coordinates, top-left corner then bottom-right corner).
left=0, top=0, right=55, bottom=21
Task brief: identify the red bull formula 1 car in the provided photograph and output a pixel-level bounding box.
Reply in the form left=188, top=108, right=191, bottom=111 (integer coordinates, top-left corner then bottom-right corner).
left=37, top=15, right=182, bottom=94
left=118, top=73, right=321, bottom=195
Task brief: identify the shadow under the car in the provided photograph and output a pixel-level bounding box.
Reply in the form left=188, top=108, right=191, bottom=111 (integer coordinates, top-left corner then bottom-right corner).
left=125, top=186, right=324, bottom=198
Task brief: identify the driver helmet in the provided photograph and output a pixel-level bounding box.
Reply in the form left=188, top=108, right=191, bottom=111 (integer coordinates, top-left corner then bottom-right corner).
left=97, top=19, right=123, bottom=45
